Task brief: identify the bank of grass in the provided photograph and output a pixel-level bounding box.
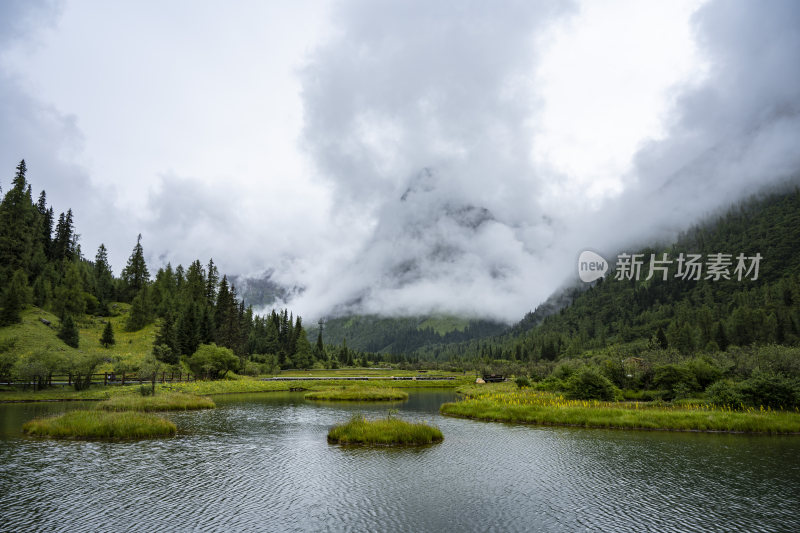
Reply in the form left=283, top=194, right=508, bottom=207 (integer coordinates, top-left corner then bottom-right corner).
left=0, top=306, right=157, bottom=376
left=22, top=410, right=176, bottom=440
left=441, top=387, right=800, bottom=434
left=327, top=415, right=443, bottom=445
left=275, top=368, right=463, bottom=378
left=305, top=387, right=408, bottom=401
left=160, top=377, right=467, bottom=396
left=1, top=375, right=469, bottom=403
left=98, top=392, right=215, bottom=412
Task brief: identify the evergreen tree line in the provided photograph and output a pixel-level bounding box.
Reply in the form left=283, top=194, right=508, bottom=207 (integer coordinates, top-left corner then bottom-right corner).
left=0, top=161, right=323, bottom=370
left=411, top=186, right=800, bottom=364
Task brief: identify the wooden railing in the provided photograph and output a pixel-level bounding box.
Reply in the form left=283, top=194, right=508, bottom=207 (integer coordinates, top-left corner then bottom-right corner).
left=1, top=372, right=197, bottom=388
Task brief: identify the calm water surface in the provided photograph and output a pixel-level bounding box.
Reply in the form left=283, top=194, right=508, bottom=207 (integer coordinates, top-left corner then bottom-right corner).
left=1, top=390, right=799, bottom=532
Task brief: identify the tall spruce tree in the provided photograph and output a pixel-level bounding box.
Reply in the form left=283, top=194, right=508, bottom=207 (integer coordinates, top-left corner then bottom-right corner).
left=0, top=270, right=31, bottom=325
left=0, top=160, right=36, bottom=286
left=121, top=234, right=149, bottom=301
left=58, top=314, right=79, bottom=348
left=93, top=244, right=114, bottom=310
left=100, top=320, right=115, bottom=347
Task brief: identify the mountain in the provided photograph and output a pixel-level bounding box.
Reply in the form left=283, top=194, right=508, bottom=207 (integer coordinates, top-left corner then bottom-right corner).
left=416, top=183, right=800, bottom=362
left=227, top=270, right=296, bottom=309
left=308, top=314, right=505, bottom=355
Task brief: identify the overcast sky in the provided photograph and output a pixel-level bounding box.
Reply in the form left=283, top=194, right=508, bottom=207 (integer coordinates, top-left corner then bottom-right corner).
left=1, top=0, right=798, bottom=322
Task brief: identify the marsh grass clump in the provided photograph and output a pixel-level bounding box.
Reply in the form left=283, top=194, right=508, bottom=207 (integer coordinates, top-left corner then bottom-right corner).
left=22, top=410, right=176, bottom=440
left=305, top=387, right=408, bottom=402
left=440, top=389, right=800, bottom=434
left=327, top=414, right=443, bottom=445
left=98, top=392, right=215, bottom=412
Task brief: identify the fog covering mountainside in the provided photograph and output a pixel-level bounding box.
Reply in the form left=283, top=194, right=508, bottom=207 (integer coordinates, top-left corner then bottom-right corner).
left=227, top=270, right=294, bottom=309
left=398, top=183, right=800, bottom=361
left=287, top=0, right=800, bottom=322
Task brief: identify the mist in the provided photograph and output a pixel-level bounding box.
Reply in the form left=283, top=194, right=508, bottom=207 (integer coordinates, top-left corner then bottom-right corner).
left=286, top=0, right=800, bottom=323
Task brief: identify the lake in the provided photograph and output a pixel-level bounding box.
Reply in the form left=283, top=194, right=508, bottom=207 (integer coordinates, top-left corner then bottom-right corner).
left=1, top=390, right=799, bottom=532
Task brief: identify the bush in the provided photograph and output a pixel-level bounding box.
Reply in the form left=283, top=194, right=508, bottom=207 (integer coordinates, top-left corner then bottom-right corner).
left=653, top=364, right=699, bottom=392
left=187, top=344, right=239, bottom=380
left=139, top=384, right=155, bottom=396
left=685, top=358, right=723, bottom=389
left=565, top=368, right=619, bottom=401
left=515, top=376, right=531, bottom=388
left=739, top=372, right=800, bottom=409
left=706, top=380, right=744, bottom=408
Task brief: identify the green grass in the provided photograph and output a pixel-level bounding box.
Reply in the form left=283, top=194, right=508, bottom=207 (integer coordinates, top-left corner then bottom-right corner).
left=327, top=415, right=443, bottom=445
left=305, top=387, right=409, bottom=401
left=22, top=410, right=176, bottom=440
left=0, top=305, right=157, bottom=375
left=98, top=392, right=215, bottom=411
left=0, top=376, right=466, bottom=403
left=273, top=368, right=463, bottom=378
left=161, top=377, right=467, bottom=396
left=0, top=385, right=118, bottom=402
left=440, top=388, right=800, bottom=434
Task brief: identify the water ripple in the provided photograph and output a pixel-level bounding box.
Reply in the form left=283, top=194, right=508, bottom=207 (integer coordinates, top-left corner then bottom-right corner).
left=1, top=391, right=799, bottom=532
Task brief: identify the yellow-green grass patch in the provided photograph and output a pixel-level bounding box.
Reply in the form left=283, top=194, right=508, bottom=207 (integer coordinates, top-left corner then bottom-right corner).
left=98, top=392, right=215, bottom=411
left=305, top=387, right=408, bottom=401
left=327, top=415, right=443, bottom=445
left=441, top=390, right=800, bottom=434
left=22, top=410, right=176, bottom=440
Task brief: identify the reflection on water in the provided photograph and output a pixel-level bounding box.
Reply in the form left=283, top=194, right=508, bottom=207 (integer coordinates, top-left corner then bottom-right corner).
left=1, top=389, right=799, bottom=532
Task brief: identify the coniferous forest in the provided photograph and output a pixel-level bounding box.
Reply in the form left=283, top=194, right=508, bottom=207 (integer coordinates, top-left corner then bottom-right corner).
left=0, top=161, right=327, bottom=386
left=2, top=160, right=800, bottom=409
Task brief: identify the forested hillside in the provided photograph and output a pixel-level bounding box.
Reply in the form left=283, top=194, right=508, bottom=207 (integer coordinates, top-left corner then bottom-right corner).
left=0, top=161, right=327, bottom=385
left=411, top=185, right=800, bottom=363
left=309, top=314, right=505, bottom=359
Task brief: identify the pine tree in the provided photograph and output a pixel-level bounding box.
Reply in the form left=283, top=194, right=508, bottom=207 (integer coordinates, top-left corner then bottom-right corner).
left=53, top=262, right=86, bottom=319
left=121, top=234, right=149, bottom=301
left=205, top=258, right=218, bottom=306
left=100, top=320, right=115, bottom=347
left=0, top=270, right=31, bottom=325
left=58, top=314, right=79, bottom=348
left=177, top=303, right=201, bottom=356
left=52, top=209, right=76, bottom=262
left=0, top=161, right=36, bottom=286
left=125, top=288, right=150, bottom=331
left=655, top=326, right=669, bottom=349
left=315, top=330, right=325, bottom=360
left=93, top=244, right=114, bottom=310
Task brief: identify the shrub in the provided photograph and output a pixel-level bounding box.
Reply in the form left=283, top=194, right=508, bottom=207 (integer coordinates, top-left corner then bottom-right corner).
left=552, top=363, right=575, bottom=381
left=187, top=343, right=239, bottom=379
left=515, top=376, right=531, bottom=388
left=653, top=364, right=699, bottom=392
left=685, top=358, right=723, bottom=389
left=706, top=380, right=744, bottom=408
left=565, top=367, right=619, bottom=401
left=739, top=372, right=800, bottom=409
left=139, top=384, right=154, bottom=396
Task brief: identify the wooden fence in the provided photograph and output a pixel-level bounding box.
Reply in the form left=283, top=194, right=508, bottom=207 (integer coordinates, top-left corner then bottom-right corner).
left=1, top=371, right=197, bottom=388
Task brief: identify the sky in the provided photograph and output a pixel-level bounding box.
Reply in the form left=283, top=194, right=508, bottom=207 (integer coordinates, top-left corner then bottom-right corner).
left=1, top=0, right=798, bottom=322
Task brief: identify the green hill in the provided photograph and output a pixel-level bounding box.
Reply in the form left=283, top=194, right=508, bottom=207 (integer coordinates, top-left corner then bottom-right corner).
left=0, top=304, right=157, bottom=381
left=409, top=185, right=800, bottom=365
left=309, top=314, right=505, bottom=357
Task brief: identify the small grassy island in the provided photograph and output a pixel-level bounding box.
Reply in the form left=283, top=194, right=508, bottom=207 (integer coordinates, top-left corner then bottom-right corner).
left=98, top=392, right=215, bottom=412
left=22, top=410, right=177, bottom=440
left=327, top=415, right=443, bottom=445
left=305, top=387, right=409, bottom=402
left=440, top=386, right=800, bottom=434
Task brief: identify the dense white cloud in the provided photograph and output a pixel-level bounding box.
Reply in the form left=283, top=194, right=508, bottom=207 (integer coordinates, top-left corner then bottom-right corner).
left=1, top=0, right=797, bottom=322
